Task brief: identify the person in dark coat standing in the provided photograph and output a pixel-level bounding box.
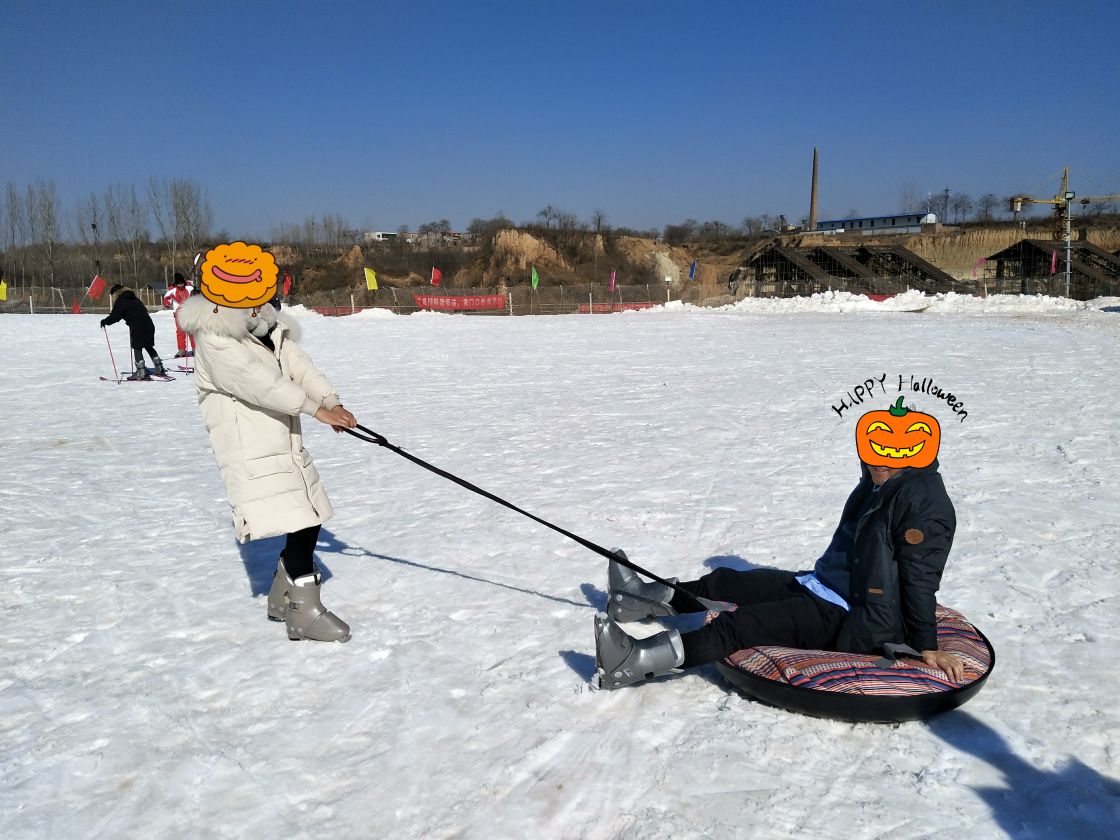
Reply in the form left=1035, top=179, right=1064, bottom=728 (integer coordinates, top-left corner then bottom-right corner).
left=595, top=457, right=965, bottom=689
left=101, top=284, right=165, bottom=380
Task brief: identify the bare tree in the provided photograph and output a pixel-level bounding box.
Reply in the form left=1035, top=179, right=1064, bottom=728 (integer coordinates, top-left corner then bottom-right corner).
left=976, top=193, right=1000, bottom=223
left=1082, top=199, right=1117, bottom=218
left=27, top=180, right=61, bottom=284
left=149, top=176, right=212, bottom=277
left=899, top=181, right=921, bottom=213
left=925, top=189, right=951, bottom=221
left=71, top=191, right=105, bottom=280
left=73, top=191, right=102, bottom=244
left=301, top=215, right=319, bottom=249
left=700, top=220, right=732, bottom=241
left=555, top=211, right=579, bottom=231
left=4, top=183, right=28, bottom=282
left=104, top=184, right=150, bottom=286
left=466, top=214, right=510, bottom=245
left=172, top=178, right=212, bottom=262
left=949, top=192, right=974, bottom=223
left=662, top=219, right=698, bottom=245
left=535, top=206, right=558, bottom=229
left=742, top=216, right=763, bottom=236
left=590, top=208, right=608, bottom=234
left=148, top=176, right=176, bottom=277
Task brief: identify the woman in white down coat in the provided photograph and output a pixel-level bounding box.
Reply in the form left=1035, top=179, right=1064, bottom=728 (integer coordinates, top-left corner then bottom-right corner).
left=178, top=293, right=356, bottom=643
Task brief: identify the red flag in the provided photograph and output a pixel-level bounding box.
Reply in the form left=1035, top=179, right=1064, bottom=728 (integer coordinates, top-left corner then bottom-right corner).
left=71, top=300, right=81, bottom=314
left=431, top=267, right=442, bottom=286
left=283, top=273, right=292, bottom=296
left=609, top=269, right=617, bottom=292
left=88, top=274, right=107, bottom=300
left=1050, top=251, right=1058, bottom=275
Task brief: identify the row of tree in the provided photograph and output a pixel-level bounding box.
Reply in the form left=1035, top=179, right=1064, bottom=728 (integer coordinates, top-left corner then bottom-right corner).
left=3, top=177, right=213, bottom=286
left=5, top=177, right=1116, bottom=290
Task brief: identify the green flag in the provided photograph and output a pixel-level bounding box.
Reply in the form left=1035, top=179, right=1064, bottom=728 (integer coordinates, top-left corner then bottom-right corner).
left=531, top=266, right=539, bottom=290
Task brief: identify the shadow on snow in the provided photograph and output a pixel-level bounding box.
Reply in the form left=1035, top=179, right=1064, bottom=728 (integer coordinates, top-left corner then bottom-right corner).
left=927, top=709, right=1120, bottom=838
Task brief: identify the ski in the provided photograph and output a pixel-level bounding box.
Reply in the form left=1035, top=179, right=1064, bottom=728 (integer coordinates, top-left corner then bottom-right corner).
left=101, top=371, right=175, bottom=383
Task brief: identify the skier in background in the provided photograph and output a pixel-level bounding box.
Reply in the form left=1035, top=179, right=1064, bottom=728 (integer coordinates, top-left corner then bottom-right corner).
left=101, top=284, right=165, bottom=380
left=162, top=272, right=196, bottom=357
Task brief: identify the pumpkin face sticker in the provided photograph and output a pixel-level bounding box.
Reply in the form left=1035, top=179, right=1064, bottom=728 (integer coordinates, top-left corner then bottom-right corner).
left=199, top=242, right=279, bottom=308
left=856, top=396, right=941, bottom=469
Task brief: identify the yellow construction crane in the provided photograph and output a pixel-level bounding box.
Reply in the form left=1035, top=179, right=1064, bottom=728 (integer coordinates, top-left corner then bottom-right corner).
left=1010, top=167, right=1120, bottom=238
left=1009, top=167, right=1120, bottom=296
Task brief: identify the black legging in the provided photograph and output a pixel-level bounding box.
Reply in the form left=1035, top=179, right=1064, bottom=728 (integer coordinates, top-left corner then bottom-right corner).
left=670, top=568, right=847, bottom=668
left=132, top=347, right=159, bottom=368
left=282, top=524, right=322, bottom=579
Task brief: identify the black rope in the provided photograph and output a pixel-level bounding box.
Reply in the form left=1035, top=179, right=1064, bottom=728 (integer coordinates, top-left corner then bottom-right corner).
left=342, top=424, right=706, bottom=609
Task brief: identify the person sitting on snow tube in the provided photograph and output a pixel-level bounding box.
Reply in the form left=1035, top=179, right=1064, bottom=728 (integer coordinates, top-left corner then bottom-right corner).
left=595, top=454, right=965, bottom=688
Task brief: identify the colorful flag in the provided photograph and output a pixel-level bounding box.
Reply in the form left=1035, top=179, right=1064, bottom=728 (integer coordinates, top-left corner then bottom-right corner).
left=364, top=267, right=378, bottom=290
left=283, top=273, right=293, bottom=296
left=688, top=260, right=697, bottom=281
left=1050, top=251, right=1058, bottom=275
left=431, top=267, right=442, bottom=286
left=531, top=266, right=539, bottom=290
left=87, top=274, right=107, bottom=300
left=609, top=269, right=616, bottom=292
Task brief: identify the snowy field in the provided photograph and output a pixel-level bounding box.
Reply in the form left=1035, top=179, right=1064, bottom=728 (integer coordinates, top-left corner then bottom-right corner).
left=2, top=293, right=1118, bottom=840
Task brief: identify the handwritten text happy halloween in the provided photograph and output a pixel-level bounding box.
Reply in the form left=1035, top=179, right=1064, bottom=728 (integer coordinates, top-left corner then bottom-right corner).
left=833, top=374, right=967, bottom=422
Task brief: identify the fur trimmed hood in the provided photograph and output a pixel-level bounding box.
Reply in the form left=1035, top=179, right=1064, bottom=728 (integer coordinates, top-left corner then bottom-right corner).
left=177, top=294, right=300, bottom=342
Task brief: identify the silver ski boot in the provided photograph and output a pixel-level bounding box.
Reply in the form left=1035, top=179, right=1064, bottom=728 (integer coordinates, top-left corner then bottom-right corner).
left=127, top=365, right=151, bottom=381
left=284, top=571, right=351, bottom=643
left=151, top=355, right=166, bottom=376
left=607, top=549, right=678, bottom=622
left=266, top=557, right=294, bottom=622
left=594, top=614, right=684, bottom=689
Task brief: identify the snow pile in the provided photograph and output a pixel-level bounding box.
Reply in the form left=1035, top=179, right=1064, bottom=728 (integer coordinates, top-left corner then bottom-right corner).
left=349, top=306, right=399, bottom=319
left=698, top=290, right=1100, bottom=317
left=279, top=303, right=324, bottom=319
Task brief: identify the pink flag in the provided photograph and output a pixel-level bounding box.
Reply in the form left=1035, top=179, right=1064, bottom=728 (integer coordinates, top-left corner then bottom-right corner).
left=609, top=270, right=616, bottom=292
left=1050, top=251, right=1058, bottom=275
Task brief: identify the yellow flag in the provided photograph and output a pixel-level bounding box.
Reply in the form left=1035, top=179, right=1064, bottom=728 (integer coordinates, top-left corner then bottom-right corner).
left=0, top=278, right=6, bottom=302
left=363, top=267, right=378, bottom=290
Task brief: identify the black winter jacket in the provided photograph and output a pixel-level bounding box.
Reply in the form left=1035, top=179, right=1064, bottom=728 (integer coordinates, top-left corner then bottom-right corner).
left=827, top=460, right=956, bottom=656
left=101, top=289, right=155, bottom=346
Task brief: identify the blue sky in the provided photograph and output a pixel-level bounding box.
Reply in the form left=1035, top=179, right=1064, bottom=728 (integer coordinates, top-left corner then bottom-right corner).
left=3, top=0, right=1118, bottom=237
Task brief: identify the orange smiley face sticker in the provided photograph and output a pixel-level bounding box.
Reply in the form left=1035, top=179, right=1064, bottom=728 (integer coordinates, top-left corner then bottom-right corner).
left=856, top=396, right=941, bottom=469
left=200, top=242, right=279, bottom=308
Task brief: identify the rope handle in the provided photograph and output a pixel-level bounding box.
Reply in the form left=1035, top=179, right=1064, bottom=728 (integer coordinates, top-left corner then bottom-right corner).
left=341, top=423, right=707, bottom=610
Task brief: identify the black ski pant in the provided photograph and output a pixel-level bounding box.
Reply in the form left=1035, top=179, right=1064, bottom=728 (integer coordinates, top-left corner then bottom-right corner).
left=132, top=346, right=160, bottom=369
left=129, top=325, right=160, bottom=369
left=281, top=524, right=321, bottom=579
left=670, top=568, right=846, bottom=668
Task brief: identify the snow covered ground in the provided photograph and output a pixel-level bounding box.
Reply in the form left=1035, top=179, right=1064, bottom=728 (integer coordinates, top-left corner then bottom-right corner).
left=2, top=294, right=1118, bottom=839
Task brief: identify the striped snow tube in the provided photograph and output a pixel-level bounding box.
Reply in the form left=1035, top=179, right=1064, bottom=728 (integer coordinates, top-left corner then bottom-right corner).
left=715, top=605, right=995, bottom=723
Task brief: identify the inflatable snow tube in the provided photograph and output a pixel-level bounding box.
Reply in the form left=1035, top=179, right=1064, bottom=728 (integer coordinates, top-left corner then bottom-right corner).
left=714, top=605, right=995, bottom=723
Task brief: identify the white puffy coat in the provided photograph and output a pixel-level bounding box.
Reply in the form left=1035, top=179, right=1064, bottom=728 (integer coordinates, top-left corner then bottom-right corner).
left=178, top=295, right=339, bottom=542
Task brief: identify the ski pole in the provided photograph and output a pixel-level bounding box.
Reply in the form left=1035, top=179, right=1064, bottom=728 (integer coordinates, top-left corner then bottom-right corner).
left=342, top=424, right=717, bottom=612
left=103, top=326, right=119, bottom=382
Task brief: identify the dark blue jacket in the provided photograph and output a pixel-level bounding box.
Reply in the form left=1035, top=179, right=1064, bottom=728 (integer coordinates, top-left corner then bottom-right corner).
left=829, top=460, right=956, bottom=655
